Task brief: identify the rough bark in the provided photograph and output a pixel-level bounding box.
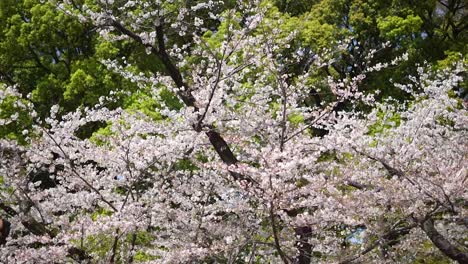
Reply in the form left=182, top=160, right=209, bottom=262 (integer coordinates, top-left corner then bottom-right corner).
left=0, top=218, right=11, bottom=245
left=421, top=218, right=468, bottom=264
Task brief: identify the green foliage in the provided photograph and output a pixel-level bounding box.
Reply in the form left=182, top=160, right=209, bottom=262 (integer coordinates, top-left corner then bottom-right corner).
left=0, top=175, right=15, bottom=199
left=301, top=20, right=339, bottom=50
left=89, top=122, right=114, bottom=146
left=81, top=233, right=114, bottom=259
left=133, top=251, right=160, bottom=262
left=129, top=230, right=155, bottom=246
left=90, top=207, right=113, bottom=221
left=0, top=0, right=140, bottom=120
left=124, top=91, right=163, bottom=121
left=377, top=14, right=423, bottom=40
left=317, top=151, right=337, bottom=162
left=159, top=88, right=184, bottom=111
left=288, top=112, right=304, bottom=126
left=75, top=120, right=108, bottom=140
left=367, top=109, right=402, bottom=136
left=95, top=41, right=120, bottom=59
left=273, top=0, right=317, bottom=16
left=0, top=0, right=465, bottom=139
left=435, top=115, right=455, bottom=127
left=266, top=0, right=467, bottom=108
left=64, top=69, right=96, bottom=101
left=411, top=240, right=453, bottom=264
left=0, top=86, right=33, bottom=145
left=123, top=86, right=184, bottom=121
left=173, top=158, right=199, bottom=172
left=296, top=177, right=310, bottom=188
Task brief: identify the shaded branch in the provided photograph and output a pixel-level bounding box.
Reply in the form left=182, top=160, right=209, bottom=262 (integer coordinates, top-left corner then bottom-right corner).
left=155, top=22, right=197, bottom=108
left=421, top=218, right=468, bottom=263
left=269, top=201, right=291, bottom=264
left=111, top=19, right=197, bottom=109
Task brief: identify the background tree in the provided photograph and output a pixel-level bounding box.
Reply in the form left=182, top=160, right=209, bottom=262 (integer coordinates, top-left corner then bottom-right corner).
left=270, top=0, right=467, bottom=102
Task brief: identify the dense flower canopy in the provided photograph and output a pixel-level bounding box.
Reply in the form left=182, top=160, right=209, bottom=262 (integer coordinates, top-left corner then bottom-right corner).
left=0, top=0, right=467, bottom=263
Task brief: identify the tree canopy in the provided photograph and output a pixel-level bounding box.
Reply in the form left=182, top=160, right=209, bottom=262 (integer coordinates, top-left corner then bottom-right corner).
left=0, top=0, right=467, bottom=263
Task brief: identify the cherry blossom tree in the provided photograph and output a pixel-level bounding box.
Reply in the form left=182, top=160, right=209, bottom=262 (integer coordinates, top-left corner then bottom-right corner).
left=0, top=0, right=466, bottom=263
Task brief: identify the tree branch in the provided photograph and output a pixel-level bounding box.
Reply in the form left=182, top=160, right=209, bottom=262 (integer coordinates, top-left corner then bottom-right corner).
left=420, top=218, right=468, bottom=263
left=269, top=201, right=291, bottom=264
left=155, top=22, right=197, bottom=108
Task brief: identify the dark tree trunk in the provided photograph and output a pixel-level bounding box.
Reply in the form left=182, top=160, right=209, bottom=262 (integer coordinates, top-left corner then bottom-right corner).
left=421, top=218, right=468, bottom=264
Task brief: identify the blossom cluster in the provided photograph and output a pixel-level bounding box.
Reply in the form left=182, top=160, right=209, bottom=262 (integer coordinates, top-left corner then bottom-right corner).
left=0, top=1, right=466, bottom=263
